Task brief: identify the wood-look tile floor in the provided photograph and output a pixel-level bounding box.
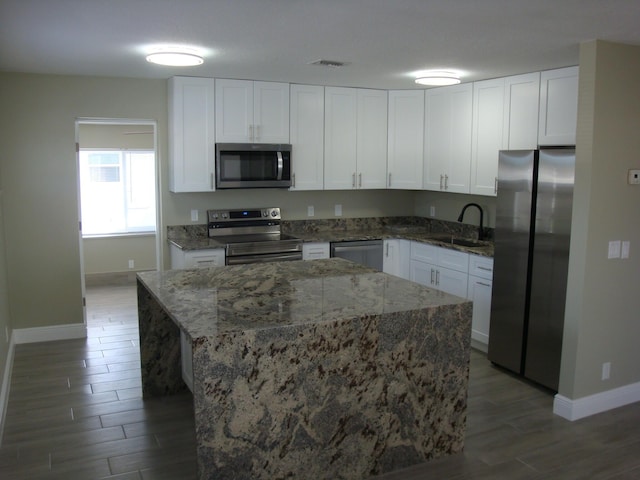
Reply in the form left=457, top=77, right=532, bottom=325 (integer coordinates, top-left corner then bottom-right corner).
left=1, top=283, right=640, bottom=479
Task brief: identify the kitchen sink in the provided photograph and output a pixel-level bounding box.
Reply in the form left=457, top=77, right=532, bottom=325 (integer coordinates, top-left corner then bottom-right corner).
left=427, top=234, right=486, bottom=248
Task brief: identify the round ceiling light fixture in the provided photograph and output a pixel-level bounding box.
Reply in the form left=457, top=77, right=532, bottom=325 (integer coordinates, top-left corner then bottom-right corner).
left=414, top=71, right=461, bottom=86
left=146, top=46, right=204, bottom=67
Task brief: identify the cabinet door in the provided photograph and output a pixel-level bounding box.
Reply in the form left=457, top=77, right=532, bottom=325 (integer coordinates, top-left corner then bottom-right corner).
left=470, top=78, right=504, bottom=196
left=383, top=239, right=410, bottom=279
left=504, top=72, right=540, bottom=150
left=538, top=66, right=579, bottom=145
left=253, top=81, right=289, bottom=143
left=324, top=87, right=358, bottom=190
left=215, top=79, right=253, bottom=142
left=168, top=76, right=216, bottom=192
left=387, top=90, right=424, bottom=189
left=468, top=276, right=492, bottom=348
left=290, top=84, right=324, bottom=190
left=436, top=267, right=468, bottom=298
left=410, top=260, right=437, bottom=288
left=410, top=241, right=438, bottom=264
left=357, top=89, right=388, bottom=189
left=437, top=247, right=469, bottom=273
left=424, top=84, right=472, bottom=193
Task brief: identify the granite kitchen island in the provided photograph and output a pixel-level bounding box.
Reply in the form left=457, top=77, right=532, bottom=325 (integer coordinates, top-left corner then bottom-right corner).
left=137, top=258, right=472, bottom=480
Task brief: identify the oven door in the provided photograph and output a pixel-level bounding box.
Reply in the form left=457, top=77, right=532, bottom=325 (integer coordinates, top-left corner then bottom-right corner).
left=216, top=143, right=291, bottom=189
left=226, top=251, right=302, bottom=265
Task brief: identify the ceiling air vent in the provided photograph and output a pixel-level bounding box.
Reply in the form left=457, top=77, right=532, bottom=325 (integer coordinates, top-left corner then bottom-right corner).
left=309, top=59, right=349, bottom=68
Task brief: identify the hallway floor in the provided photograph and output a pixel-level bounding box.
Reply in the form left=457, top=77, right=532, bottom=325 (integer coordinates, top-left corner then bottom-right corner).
left=1, top=283, right=639, bottom=479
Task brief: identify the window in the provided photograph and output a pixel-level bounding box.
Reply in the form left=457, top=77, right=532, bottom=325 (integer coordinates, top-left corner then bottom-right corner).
left=79, top=149, right=156, bottom=236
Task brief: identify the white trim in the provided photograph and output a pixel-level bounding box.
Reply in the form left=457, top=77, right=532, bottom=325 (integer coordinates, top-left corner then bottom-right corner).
left=554, top=381, right=640, bottom=421
left=0, top=333, right=15, bottom=447
left=12, top=323, right=87, bottom=345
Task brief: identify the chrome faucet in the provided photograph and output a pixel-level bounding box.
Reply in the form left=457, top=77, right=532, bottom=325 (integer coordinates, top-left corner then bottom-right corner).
left=457, top=203, right=485, bottom=240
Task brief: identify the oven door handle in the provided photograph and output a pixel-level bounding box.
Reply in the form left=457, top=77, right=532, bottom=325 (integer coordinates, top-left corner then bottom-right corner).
left=226, top=251, right=302, bottom=265
left=276, top=151, right=283, bottom=180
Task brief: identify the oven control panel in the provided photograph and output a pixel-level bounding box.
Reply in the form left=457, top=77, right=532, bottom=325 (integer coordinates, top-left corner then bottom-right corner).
left=207, top=207, right=281, bottom=222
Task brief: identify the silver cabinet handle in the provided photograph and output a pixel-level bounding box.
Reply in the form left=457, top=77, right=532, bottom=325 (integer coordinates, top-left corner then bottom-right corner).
left=478, top=281, right=491, bottom=287
left=359, top=172, right=362, bottom=188
left=439, top=174, right=443, bottom=190
left=430, top=268, right=435, bottom=285
left=292, top=173, right=296, bottom=188
left=388, top=173, right=392, bottom=187
left=436, top=270, right=440, bottom=286
left=477, top=266, right=492, bottom=272
left=385, top=242, right=389, bottom=257
left=494, top=177, right=498, bottom=194
left=352, top=173, right=356, bottom=188
left=255, top=125, right=260, bottom=141
left=444, top=174, right=449, bottom=190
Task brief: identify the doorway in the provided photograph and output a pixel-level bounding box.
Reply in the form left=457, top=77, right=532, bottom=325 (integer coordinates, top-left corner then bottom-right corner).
left=75, top=119, right=161, bottom=326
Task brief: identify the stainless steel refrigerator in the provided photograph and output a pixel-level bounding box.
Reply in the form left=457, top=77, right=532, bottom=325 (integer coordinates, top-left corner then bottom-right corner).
left=488, top=148, right=575, bottom=391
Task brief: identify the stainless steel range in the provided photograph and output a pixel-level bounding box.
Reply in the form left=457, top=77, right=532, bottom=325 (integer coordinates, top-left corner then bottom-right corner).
left=207, top=207, right=302, bottom=265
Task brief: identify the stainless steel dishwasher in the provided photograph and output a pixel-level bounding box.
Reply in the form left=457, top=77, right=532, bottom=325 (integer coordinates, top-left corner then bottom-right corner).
left=330, top=240, right=383, bottom=271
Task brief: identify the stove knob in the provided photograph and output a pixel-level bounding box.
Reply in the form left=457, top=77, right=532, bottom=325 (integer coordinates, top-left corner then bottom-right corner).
left=212, top=213, right=218, bottom=219
left=271, top=210, right=278, bottom=217
left=222, top=213, right=228, bottom=219
left=263, top=210, right=268, bottom=217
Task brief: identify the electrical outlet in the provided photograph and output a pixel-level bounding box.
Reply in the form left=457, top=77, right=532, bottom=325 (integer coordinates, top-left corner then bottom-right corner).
left=628, top=169, right=640, bottom=185
left=608, top=240, right=621, bottom=259
left=602, top=362, right=611, bottom=380
left=335, top=204, right=342, bottom=217
left=128, top=259, right=134, bottom=269
left=429, top=205, right=436, bottom=217
left=307, top=206, right=314, bottom=217
left=191, top=209, right=199, bottom=222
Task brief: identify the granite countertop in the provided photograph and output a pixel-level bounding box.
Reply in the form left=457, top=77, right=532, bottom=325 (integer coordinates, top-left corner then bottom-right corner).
left=137, top=258, right=469, bottom=341
left=168, top=226, right=494, bottom=257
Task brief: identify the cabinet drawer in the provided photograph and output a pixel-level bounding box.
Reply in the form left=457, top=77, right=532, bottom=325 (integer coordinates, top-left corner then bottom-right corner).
left=184, top=249, right=225, bottom=268
left=469, top=254, right=494, bottom=280
left=303, top=242, right=330, bottom=260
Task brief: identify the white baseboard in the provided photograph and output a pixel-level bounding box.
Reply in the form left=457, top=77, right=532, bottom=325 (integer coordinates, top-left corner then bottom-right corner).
left=12, top=323, right=87, bottom=344
left=0, top=334, right=15, bottom=447
left=554, top=381, right=640, bottom=421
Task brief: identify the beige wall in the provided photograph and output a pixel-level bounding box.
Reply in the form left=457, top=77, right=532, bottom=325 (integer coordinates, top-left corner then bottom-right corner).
left=560, top=41, right=640, bottom=399
left=0, top=73, right=168, bottom=331
left=78, top=123, right=157, bottom=274
left=0, top=189, right=11, bottom=399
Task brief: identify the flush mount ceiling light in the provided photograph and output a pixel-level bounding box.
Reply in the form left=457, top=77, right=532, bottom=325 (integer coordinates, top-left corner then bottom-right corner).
left=146, top=47, right=204, bottom=67
left=414, top=71, right=461, bottom=86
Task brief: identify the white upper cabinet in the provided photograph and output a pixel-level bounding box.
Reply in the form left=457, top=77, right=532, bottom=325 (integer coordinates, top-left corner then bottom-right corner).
left=504, top=72, right=540, bottom=150
left=324, top=87, right=387, bottom=190
left=424, top=83, right=472, bottom=193
left=215, top=79, right=289, bottom=143
left=168, top=76, right=216, bottom=192
left=356, top=89, right=388, bottom=189
left=387, top=90, right=424, bottom=189
left=538, top=66, right=579, bottom=145
left=470, top=78, right=505, bottom=196
left=289, top=84, right=325, bottom=190
left=324, top=87, right=358, bottom=190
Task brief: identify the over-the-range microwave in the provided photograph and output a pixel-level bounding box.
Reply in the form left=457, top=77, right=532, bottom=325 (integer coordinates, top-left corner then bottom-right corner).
left=215, top=143, right=292, bottom=189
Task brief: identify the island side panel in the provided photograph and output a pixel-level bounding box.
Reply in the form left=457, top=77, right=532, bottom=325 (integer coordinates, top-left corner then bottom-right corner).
left=137, top=279, right=186, bottom=397
left=192, top=301, right=472, bottom=480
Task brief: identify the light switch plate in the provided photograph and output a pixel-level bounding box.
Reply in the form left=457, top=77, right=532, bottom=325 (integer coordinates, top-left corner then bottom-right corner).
left=191, top=209, right=198, bottom=221
left=608, top=240, right=621, bottom=259
left=621, top=241, right=630, bottom=259
left=335, top=204, right=342, bottom=216
left=307, top=206, right=314, bottom=217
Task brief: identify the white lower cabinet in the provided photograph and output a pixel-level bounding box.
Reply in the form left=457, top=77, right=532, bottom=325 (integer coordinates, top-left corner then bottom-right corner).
left=170, top=244, right=225, bottom=269
left=467, top=255, right=494, bottom=351
left=382, top=239, right=410, bottom=279
left=302, top=242, right=330, bottom=260
left=409, top=242, right=469, bottom=298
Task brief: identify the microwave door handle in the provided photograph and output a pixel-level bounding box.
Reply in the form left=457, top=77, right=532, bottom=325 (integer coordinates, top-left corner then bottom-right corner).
left=276, top=151, right=283, bottom=180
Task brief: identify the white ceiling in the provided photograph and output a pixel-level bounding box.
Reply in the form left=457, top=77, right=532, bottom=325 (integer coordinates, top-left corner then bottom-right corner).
left=1, top=0, right=639, bottom=89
